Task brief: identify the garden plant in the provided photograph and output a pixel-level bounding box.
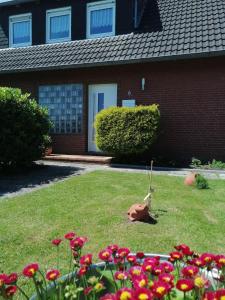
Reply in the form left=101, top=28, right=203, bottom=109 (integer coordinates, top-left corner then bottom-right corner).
left=0, top=87, right=51, bottom=170
left=0, top=231, right=224, bottom=300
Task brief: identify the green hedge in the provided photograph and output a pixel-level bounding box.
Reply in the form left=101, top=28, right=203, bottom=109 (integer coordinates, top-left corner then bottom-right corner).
left=0, top=87, right=52, bottom=169
left=95, top=105, right=160, bottom=156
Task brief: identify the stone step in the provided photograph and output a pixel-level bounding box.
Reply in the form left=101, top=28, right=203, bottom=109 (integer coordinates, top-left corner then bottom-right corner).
left=44, top=154, right=113, bottom=165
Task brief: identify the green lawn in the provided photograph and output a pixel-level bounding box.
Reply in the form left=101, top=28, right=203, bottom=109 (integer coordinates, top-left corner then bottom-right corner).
left=0, top=170, right=225, bottom=275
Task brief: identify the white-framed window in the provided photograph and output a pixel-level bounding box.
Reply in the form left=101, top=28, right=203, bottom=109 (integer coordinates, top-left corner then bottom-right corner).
left=9, top=13, right=32, bottom=48
left=46, top=7, right=71, bottom=44
left=87, top=0, right=116, bottom=39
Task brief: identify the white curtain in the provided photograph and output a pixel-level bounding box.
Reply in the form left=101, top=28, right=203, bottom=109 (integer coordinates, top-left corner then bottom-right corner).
left=50, top=14, right=69, bottom=40
left=13, top=21, right=30, bottom=44
left=90, top=8, right=113, bottom=35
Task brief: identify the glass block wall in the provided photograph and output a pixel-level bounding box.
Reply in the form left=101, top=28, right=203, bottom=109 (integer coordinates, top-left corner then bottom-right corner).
left=39, top=84, right=83, bottom=134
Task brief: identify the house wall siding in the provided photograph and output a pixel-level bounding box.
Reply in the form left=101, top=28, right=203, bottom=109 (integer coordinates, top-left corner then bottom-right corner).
left=0, top=0, right=134, bottom=49
left=0, top=56, right=225, bottom=162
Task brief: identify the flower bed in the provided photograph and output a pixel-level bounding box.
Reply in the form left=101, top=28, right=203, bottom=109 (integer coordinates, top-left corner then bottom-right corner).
left=0, top=231, right=224, bottom=299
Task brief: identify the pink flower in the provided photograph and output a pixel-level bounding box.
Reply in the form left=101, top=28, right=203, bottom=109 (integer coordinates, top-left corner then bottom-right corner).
left=52, top=239, right=62, bottom=246
left=216, top=289, right=225, bottom=300
left=70, top=237, right=87, bottom=249
left=215, top=255, right=225, bottom=268
left=160, top=262, right=174, bottom=273
left=80, top=254, right=93, bottom=266
left=158, top=273, right=174, bottom=285
left=132, top=274, right=148, bottom=288
left=99, top=249, right=112, bottom=262
left=200, top=253, right=215, bottom=265
left=127, top=255, right=137, bottom=264
left=129, top=266, right=143, bottom=277
left=142, top=262, right=155, bottom=273
left=23, top=263, right=39, bottom=278
left=5, top=273, right=18, bottom=285
left=116, top=288, right=134, bottom=300
left=5, top=286, right=17, bottom=297
left=181, top=266, right=199, bottom=278
left=64, top=232, right=76, bottom=240
left=77, top=266, right=88, bottom=277
left=114, top=271, right=129, bottom=281
left=107, top=245, right=119, bottom=254
left=117, top=248, right=130, bottom=258
left=203, top=291, right=217, bottom=300
left=169, top=251, right=183, bottom=261
left=136, top=252, right=145, bottom=259
left=135, top=288, right=153, bottom=300
left=175, top=244, right=193, bottom=256
left=84, top=286, right=93, bottom=295
left=100, top=293, right=116, bottom=300
left=151, top=281, right=170, bottom=298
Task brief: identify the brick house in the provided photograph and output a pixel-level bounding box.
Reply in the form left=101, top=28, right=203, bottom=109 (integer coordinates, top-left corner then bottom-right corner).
left=0, top=0, right=225, bottom=163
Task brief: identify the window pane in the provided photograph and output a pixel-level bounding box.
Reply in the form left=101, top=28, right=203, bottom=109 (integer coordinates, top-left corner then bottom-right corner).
left=13, top=20, right=30, bottom=44
left=39, top=84, right=83, bottom=134
left=90, top=7, right=113, bottom=35
left=98, top=93, right=104, bottom=112
left=50, top=14, right=70, bottom=40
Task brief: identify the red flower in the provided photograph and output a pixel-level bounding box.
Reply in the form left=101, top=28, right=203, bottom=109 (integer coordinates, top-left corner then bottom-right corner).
left=169, top=251, right=183, bottom=261
left=200, top=253, right=215, bottom=265
left=132, top=274, right=148, bottom=289
left=151, top=281, right=170, bottom=298
left=216, top=289, right=225, bottom=300
left=144, top=257, right=159, bottom=265
left=99, top=249, right=112, bottom=262
left=160, top=262, right=174, bottom=273
left=176, top=279, right=194, bottom=292
left=84, top=286, right=93, bottom=295
left=52, top=239, right=62, bottom=246
left=117, top=248, right=130, bottom=258
left=129, top=266, right=143, bottom=277
left=116, top=288, right=134, bottom=300
left=142, top=262, right=155, bottom=273
left=46, top=269, right=60, bottom=281
left=5, top=273, right=18, bottom=285
left=181, top=266, right=199, bottom=278
left=203, top=291, right=217, bottom=300
left=127, top=255, right=137, bottom=264
left=135, top=288, right=153, bottom=300
left=5, top=286, right=17, bottom=297
left=215, top=255, right=225, bottom=268
left=64, top=232, right=76, bottom=240
left=175, top=244, right=193, bottom=256
left=0, top=274, right=7, bottom=287
left=23, top=263, right=39, bottom=278
left=136, top=252, right=145, bottom=259
left=152, top=265, right=164, bottom=276
left=107, top=245, right=119, bottom=254
left=189, top=257, right=205, bottom=268
left=80, top=254, right=93, bottom=266
left=100, top=293, right=116, bottom=300
left=114, top=271, right=129, bottom=281
left=158, top=273, right=174, bottom=285
left=77, top=266, right=88, bottom=277
left=70, top=237, right=87, bottom=250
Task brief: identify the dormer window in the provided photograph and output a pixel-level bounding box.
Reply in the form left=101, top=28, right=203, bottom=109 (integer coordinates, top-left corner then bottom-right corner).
left=46, top=7, right=71, bottom=44
left=87, top=0, right=115, bottom=39
left=9, top=13, right=32, bottom=48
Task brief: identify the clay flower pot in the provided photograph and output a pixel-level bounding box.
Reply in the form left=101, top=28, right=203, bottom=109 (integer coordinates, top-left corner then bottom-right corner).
left=45, top=146, right=52, bottom=156
left=184, top=172, right=196, bottom=186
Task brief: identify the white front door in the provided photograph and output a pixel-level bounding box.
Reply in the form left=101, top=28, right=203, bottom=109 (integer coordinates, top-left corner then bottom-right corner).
left=88, top=83, right=117, bottom=152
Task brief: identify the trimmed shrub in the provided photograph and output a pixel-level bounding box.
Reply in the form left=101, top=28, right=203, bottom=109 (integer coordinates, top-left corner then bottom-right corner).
left=0, top=87, right=52, bottom=169
left=95, top=105, right=160, bottom=156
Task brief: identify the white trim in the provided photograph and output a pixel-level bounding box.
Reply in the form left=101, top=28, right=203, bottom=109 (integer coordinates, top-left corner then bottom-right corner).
left=46, top=6, right=71, bottom=44
left=86, top=0, right=116, bottom=39
left=9, top=13, right=32, bottom=48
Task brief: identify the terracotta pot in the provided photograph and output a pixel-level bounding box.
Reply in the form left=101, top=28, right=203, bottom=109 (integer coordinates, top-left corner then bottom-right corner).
left=45, top=146, right=52, bottom=156
left=184, top=172, right=196, bottom=186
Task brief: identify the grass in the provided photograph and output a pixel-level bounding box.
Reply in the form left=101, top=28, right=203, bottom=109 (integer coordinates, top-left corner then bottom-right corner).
left=0, top=170, right=225, bottom=275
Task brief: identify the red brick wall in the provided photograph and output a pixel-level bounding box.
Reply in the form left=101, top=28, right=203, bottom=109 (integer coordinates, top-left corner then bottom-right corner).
left=1, top=56, right=225, bottom=162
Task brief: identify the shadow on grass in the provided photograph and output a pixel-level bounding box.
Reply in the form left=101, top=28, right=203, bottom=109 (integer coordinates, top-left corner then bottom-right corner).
left=0, top=163, right=84, bottom=198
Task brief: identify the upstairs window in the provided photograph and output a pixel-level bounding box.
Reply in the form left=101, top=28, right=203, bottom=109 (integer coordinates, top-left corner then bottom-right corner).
left=9, top=13, right=32, bottom=48
left=87, top=0, right=115, bottom=39
left=46, top=7, right=71, bottom=44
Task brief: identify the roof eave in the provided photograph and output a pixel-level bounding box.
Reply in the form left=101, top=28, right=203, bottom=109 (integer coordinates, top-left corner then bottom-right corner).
left=0, top=0, right=35, bottom=7
left=0, top=49, right=225, bottom=75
